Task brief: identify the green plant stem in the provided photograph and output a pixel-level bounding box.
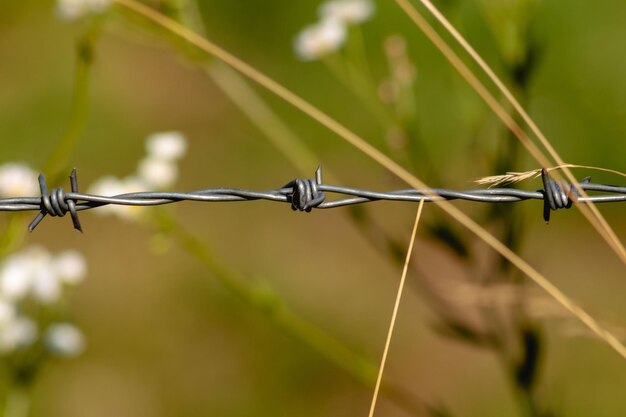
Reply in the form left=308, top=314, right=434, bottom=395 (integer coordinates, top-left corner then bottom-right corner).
left=206, top=63, right=322, bottom=179
left=2, top=386, right=29, bottom=417
left=347, top=27, right=376, bottom=91
left=0, top=215, right=28, bottom=257
left=479, top=5, right=544, bottom=415
left=0, top=20, right=101, bottom=417
left=160, top=214, right=371, bottom=377
left=155, top=211, right=435, bottom=415
left=43, top=21, right=102, bottom=183
left=0, top=22, right=100, bottom=253
left=321, top=54, right=391, bottom=128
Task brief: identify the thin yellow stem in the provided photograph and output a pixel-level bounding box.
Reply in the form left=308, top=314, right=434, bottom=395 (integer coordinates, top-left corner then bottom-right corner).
left=112, top=0, right=626, bottom=361
left=395, top=0, right=625, bottom=263
left=2, top=385, right=30, bottom=417
left=562, top=165, right=626, bottom=178
left=368, top=200, right=424, bottom=417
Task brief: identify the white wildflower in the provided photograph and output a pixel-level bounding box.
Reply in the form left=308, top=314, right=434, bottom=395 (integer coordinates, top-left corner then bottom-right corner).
left=0, top=247, right=88, bottom=355
left=319, top=0, right=375, bottom=25
left=146, top=131, right=187, bottom=161
left=0, top=162, right=38, bottom=197
left=0, top=300, right=16, bottom=327
left=0, top=246, right=87, bottom=303
left=88, top=175, right=148, bottom=220
left=0, top=246, right=53, bottom=301
left=54, top=250, right=87, bottom=285
left=31, top=268, right=62, bottom=304
left=56, top=0, right=110, bottom=21
left=0, top=255, right=32, bottom=301
left=294, top=18, right=347, bottom=61
left=87, top=175, right=127, bottom=198
left=137, top=157, right=179, bottom=189
left=45, top=323, right=86, bottom=357
left=88, top=131, right=186, bottom=220
left=20, top=247, right=60, bottom=304
left=0, top=317, right=38, bottom=353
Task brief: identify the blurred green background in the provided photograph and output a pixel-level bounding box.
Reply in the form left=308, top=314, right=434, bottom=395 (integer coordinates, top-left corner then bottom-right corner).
left=0, top=0, right=625, bottom=416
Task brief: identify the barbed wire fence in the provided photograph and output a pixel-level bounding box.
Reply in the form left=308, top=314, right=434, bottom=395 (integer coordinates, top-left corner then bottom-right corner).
left=0, top=167, right=624, bottom=233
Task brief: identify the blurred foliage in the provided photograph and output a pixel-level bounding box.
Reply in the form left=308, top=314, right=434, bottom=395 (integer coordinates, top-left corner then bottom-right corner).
left=0, top=1, right=625, bottom=416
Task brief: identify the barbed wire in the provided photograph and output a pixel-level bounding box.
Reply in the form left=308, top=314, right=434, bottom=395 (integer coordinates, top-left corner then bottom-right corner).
left=0, top=167, right=624, bottom=233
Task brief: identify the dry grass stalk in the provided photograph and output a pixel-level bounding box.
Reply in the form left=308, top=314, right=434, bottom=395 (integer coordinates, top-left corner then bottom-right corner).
left=369, top=201, right=425, bottom=417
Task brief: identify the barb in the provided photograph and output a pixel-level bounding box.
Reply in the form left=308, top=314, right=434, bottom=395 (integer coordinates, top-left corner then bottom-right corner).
left=28, top=169, right=83, bottom=233
left=0, top=167, right=624, bottom=232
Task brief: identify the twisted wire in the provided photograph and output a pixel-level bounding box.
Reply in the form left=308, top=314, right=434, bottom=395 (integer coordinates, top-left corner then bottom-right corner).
left=0, top=167, right=624, bottom=232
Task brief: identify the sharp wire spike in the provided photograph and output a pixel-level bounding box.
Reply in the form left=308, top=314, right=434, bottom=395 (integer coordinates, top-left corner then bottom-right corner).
left=541, top=168, right=591, bottom=224
left=27, top=170, right=83, bottom=232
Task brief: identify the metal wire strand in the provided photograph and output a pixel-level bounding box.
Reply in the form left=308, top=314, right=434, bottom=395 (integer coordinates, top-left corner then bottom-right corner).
left=0, top=167, right=623, bottom=232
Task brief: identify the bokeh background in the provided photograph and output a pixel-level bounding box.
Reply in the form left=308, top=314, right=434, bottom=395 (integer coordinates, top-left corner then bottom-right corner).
left=1, top=1, right=625, bottom=416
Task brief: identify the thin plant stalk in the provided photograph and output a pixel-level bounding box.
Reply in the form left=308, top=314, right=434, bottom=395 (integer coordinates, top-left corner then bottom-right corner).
left=368, top=200, right=425, bottom=417
left=321, top=55, right=391, bottom=127
left=2, top=386, right=29, bottom=417
left=43, top=22, right=101, bottom=183
left=0, top=24, right=100, bottom=254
